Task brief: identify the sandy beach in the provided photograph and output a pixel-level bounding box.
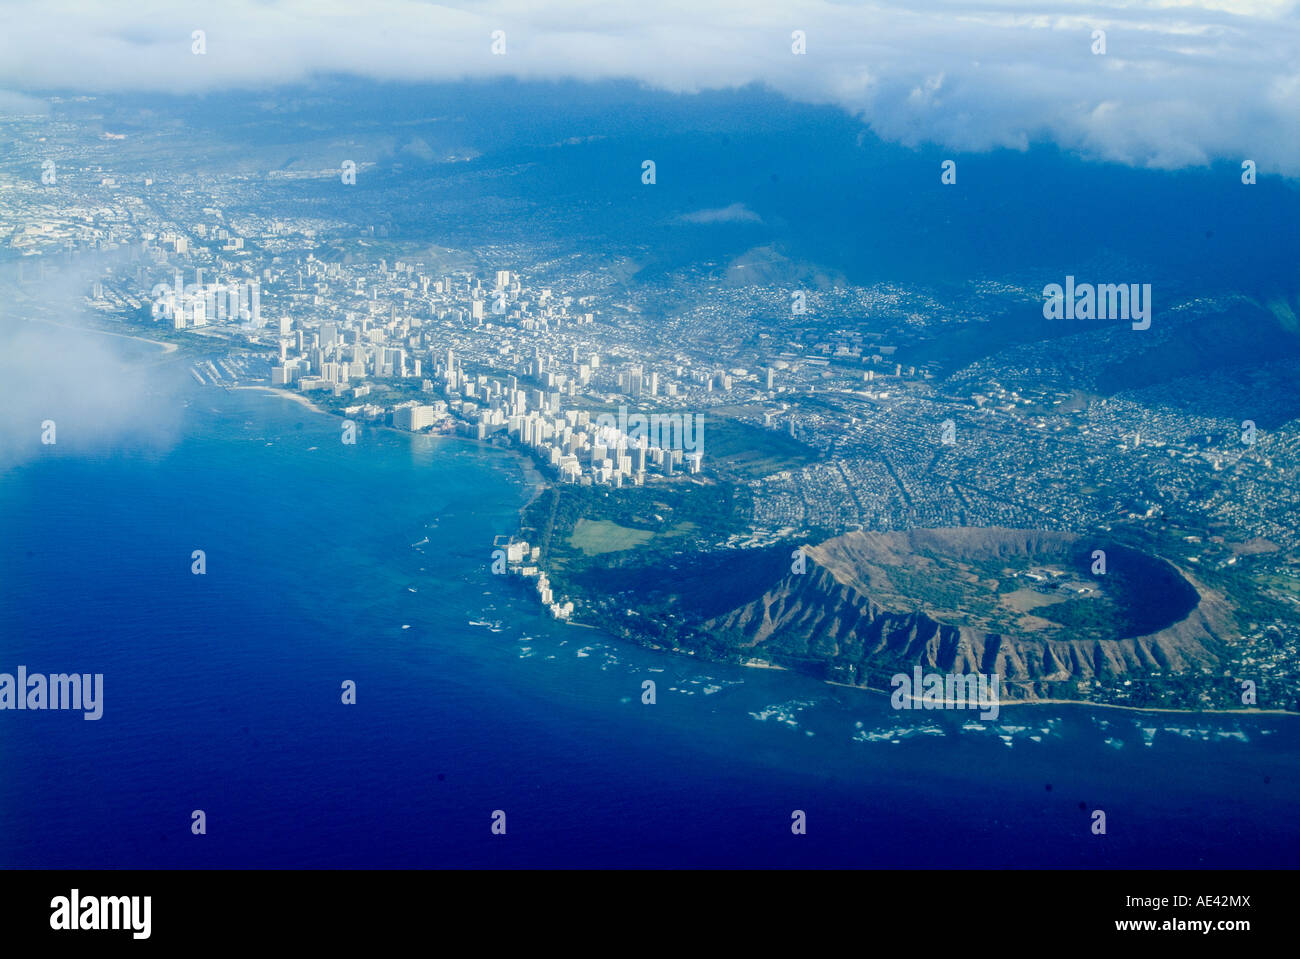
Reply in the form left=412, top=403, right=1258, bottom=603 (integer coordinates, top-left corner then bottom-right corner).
left=232, top=384, right=332, bottom=416
left=110, top=330, right=178, bottom=354
left=25, top=316, right=179, bottom=354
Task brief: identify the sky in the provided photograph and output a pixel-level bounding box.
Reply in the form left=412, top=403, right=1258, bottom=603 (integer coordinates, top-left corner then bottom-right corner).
left=0, top=0, right=1297, bottom=175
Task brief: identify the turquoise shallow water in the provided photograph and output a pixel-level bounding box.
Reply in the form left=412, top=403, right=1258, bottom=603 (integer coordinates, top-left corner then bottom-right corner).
left=1, top=383, right=1297, bottom=867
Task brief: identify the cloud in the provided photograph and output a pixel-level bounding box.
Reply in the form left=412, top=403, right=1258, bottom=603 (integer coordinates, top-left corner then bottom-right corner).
left=0, top=0, right=1297, bottom=174
left=0, top=89, right=47, bottom=115
left=0, top=256, right=185, bottom=468
left=678, top=203, right=763, bottom=224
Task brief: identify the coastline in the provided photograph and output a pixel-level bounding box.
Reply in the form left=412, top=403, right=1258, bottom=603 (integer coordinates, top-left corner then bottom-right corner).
left=228, top=384, right=1295, bottom=722
left=24, top=315, right=179, bottom=354
left=231, top=384, right=331, bottom=416
left=103, top=329, right=179, bottom=354
left=230, top=386, right=550, bottom=509
left=822, top=679, right=1297, bottom=717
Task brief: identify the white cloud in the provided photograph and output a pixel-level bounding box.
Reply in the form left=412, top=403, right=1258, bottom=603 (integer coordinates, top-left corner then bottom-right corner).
left=0, top=0, right=1297, bottom=174
left=0, top=258, right=185, bottom=468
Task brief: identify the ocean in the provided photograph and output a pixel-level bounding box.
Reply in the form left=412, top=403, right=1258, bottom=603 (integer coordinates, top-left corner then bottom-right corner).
left=2, top=380, right=1298, bottom=867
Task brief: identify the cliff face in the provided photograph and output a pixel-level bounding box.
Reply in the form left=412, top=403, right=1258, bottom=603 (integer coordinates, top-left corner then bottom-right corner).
left=702, top=528, right=1229, bottom=701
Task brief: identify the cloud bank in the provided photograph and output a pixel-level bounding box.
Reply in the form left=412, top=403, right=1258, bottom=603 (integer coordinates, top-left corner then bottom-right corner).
left=0, top=0, right=1297, bottom=174
left=0, top=258, right=185, bottom=468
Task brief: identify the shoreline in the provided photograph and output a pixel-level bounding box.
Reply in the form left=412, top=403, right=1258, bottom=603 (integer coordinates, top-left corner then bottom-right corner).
left=229, top=385, right=1295, bottom=722
left=23, top=315, right=179, bottom=354
left=822, top=679, right=1296, bottom=717
left=231, top=384, right=331, bottom=416
left=102, top=329, right=179, bottom=354
left=230, top=386, right=548, bottom=505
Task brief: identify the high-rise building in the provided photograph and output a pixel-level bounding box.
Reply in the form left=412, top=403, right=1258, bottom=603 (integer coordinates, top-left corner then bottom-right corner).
left=393, top=403, right=438, bottom=431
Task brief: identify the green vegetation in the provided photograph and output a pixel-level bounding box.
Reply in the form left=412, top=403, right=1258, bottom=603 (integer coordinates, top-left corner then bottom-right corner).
left=700, top=415, right=819, bottom=480
left=1031, top=594, right=1128, bottom=636
left=815, top=539, right=1199, bottom=643
left=569, top=518, right=654, bottom=556
left=521, top=480, right=747, bottom=569
left=518, top=479, right=769, bottom=651
left=514, top=478, right=1290, bottom=710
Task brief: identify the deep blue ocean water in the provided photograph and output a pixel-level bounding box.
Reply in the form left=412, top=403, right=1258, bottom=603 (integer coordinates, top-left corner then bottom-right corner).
left=2, top=377, right=1298, bottom=868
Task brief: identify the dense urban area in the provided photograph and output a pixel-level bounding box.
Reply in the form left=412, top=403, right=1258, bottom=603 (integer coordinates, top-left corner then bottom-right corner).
left=4, top=106, right=1298, bottom=712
